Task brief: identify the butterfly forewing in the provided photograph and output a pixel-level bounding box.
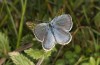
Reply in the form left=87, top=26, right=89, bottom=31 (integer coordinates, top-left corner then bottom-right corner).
left=51, top=14, right=73, bottom=31
left=52, top=27, right=72, bottom=45
left=34, top=23, right=48, bottom=42
left=42, top=27, right=55, bottom=51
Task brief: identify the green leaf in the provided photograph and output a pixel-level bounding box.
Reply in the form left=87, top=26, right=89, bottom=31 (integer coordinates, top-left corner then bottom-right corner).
left=64, top=51, right=73, bottom=59
left=74, top=0, right=84, bottom=9
left=55, top=59, right=65, bottom=65
left=91, top=28, right=100, bottom=36
left=69, top=58, right=76, bottom=64
left=21, top=34, right=33, bottom=43
left=89, top=57, right=96, bottom=65
left=81, top=63, right=90, bottom=65
left=24, top=48, right=52, bottom=60
left=9, top=52, right=35, bottom=65
left=24, top=48, right=44, bottom=59
left=94, top=12, right=100, bottom=28
left=0, top=32, right=10, bottom=56
left=97, top=57, right=100, bottom=65
left=74, top=45, right=81, bottom=54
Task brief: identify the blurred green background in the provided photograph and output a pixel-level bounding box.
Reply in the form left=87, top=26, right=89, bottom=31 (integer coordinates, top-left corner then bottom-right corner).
left=0, top=0, right=100, bottom=65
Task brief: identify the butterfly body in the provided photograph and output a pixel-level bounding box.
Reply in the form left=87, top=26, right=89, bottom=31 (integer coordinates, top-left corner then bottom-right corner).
left=34, top=14, right=73, bottom=51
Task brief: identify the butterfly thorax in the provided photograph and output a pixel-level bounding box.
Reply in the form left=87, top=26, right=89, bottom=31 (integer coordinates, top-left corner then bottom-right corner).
left=48, top=23, right=58, bottom=43
left=48, top=23, right=54, bottom=33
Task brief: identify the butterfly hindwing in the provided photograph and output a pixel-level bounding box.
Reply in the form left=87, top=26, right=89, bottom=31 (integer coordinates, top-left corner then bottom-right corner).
left=42, top=27, right=55, bottom=51
left=52, top=27, right=72, bottom=45
left=51, top=14, right=73, bottom=31
left=34, top=23, right=48, bottom=42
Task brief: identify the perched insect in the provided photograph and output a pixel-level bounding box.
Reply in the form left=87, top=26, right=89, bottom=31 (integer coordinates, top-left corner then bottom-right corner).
left=34, top=14, right=73, bottom=51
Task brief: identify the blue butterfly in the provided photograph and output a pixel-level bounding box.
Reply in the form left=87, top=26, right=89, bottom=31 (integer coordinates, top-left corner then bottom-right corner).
left=33, top=14, right=73, bottom=51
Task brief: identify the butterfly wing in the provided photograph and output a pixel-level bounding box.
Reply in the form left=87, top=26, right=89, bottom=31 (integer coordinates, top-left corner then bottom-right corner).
left=42, top=27, right=55, bottom=51
left=52, top=28, right=72, bottom=45
left=51, top=14, right=73, bottom=31
left=34, top=23, right=48, bottom=42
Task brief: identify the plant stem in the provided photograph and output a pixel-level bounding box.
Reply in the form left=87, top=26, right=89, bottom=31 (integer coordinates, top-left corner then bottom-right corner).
left=15, top=43, right=33, bottom=52
left=82, top=6, right=90, bottom=25
left=0, top=58, right=6, bottom=65
left=74, top=55, right=84, bottom=65
left=36, top=56, right=44, bottom=65
left=16, top=0, right=27, bottom=48
left=4, top=0, right=18, bottom=36
left=52, top=45, right=64, bottom=65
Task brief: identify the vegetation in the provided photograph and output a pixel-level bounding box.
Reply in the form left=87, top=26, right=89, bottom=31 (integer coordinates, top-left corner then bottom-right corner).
left=0, top=0, right=100, bottom=65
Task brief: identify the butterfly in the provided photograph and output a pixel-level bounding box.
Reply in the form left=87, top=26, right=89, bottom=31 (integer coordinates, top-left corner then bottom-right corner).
left=33, top=14, right=73, bottom=51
